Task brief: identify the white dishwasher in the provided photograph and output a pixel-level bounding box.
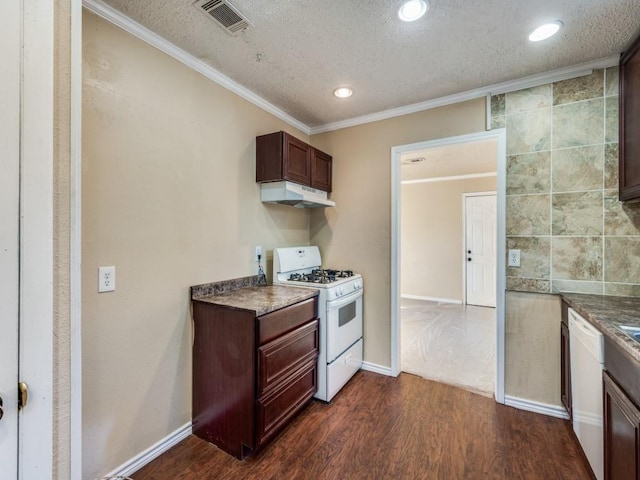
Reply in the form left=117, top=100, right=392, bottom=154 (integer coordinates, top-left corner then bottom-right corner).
left=569, top=308, right=604, bottom=480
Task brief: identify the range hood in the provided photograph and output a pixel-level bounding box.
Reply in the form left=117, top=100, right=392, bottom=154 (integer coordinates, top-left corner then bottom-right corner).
left=260, top=181, right=336, bottom=208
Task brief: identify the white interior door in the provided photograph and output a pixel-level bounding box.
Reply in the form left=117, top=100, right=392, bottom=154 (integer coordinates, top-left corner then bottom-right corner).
left=0, top=0, right=21, bottom=476
left=465, top=194, right=496, bottom=307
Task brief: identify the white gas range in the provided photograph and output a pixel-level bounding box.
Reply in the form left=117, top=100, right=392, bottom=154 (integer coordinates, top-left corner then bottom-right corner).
left=273, top=246, right=363, bottom=402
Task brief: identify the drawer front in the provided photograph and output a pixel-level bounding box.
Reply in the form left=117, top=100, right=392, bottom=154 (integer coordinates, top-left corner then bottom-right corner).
left=257, top=297, right=317, bottom=345
left=256, top=360, right=317, bottom=447
left=258, top=319, right=319, bottom=396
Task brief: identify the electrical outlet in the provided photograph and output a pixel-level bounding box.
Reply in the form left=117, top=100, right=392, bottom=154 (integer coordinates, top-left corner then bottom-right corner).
left=508, top=249, right=521, bottom=267
left=255, top=246, right=262, bottom=261
left=98, top=266, right=116, bottom=293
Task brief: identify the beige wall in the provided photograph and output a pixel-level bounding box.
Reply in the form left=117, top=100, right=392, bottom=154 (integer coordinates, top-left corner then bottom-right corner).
left=310, top=99, right=487, bottom=367
left=54, top=0, right=72, bottom=477
left=82, top=11, right=312, bottom=478
left=402, top=177, right=496, bottom=302
left=505, top=291, right=561, bottom=405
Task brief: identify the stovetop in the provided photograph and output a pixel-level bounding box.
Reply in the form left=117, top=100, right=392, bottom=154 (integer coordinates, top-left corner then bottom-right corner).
left=288, top=268, right=354, bottom=284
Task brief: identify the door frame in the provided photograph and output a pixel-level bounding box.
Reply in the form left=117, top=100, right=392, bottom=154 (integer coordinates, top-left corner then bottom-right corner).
left=462, top=191, right=496, bottom=306
left=19, top=0, right=55, bottom=476
left=390, top=129, right=507, bottom=403
left=0, top=0, right=21, bottom=475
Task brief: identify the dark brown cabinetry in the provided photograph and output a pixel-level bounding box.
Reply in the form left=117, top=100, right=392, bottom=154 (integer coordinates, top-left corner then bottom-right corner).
left=620, top=32, right=640, bottom=202
left=604, top=336, right=640, bottom=480
left=192, top=296, right=319, bottom=459
left=560, top=300, right=572, bottom=418
left=256, top=131, right=333, bottom=192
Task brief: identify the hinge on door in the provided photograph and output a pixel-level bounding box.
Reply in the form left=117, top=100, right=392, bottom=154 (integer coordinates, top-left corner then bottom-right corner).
left=18, top=382, right=28, bottom=410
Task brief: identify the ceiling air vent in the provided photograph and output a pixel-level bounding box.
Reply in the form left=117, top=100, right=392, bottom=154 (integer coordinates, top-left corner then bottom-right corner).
left=193, top=0, right=252, bottom=36
left=401, top=157, right=426, bottom=165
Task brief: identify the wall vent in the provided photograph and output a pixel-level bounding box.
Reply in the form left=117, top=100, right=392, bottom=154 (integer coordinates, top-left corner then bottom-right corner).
left=193, top=0, right=252, bottom=36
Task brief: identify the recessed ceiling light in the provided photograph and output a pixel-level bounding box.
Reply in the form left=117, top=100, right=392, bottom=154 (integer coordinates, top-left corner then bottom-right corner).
left=334, top=87, right=353, bottom=98
left=528, top=21, right=563, bottom=42
left=398, top=0, right=429, bottom=22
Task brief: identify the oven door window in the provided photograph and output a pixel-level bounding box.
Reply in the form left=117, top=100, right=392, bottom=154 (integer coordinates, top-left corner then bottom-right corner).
left=338, top=301, right=356, bottom=327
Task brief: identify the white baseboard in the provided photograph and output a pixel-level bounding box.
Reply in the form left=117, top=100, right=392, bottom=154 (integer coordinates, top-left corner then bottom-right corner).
left=504, top=395, right=569, bottom=420
left=105, top=422, right=192, bottom=478
left=401, top=294, right=462, bottom=305
left=361, top=361, right=394, bottom=376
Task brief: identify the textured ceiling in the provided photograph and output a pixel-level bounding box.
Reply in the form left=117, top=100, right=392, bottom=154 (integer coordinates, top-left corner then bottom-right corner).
left=95, top=0, right=640, bottom=128
left=401, top=139, right=497, bottom=181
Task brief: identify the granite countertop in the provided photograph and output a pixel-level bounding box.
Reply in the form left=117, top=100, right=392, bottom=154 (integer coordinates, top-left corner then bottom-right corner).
left=192, top=276, right=318, bottom=317
left=560, top=293, right=640, bottom=363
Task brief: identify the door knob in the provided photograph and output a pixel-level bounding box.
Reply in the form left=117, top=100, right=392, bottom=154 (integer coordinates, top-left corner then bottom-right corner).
left=18, top=382, right=28, bottom=410
left=0, top=396, right=3, bottom=421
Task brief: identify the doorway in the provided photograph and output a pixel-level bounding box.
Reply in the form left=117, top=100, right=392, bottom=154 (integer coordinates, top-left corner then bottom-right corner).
left=391, top=129, right=506, bottom=402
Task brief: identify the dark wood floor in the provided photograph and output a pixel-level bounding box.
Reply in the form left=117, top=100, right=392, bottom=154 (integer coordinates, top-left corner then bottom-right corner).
left=132, top=372, right=591, bottom=479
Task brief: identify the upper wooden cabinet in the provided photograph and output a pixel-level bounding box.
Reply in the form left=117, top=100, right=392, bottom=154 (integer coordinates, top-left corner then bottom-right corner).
left=256, top=131, right=333, bottom=193
left=620, top=32, right=640, bottom=202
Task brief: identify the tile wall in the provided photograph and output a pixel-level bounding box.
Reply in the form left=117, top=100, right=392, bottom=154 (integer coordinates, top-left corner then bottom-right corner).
left=492, top=68, right=640, bottom=296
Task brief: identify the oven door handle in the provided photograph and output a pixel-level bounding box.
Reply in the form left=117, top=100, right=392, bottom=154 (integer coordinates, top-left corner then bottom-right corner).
left=327, top=289, right=362, bottom=310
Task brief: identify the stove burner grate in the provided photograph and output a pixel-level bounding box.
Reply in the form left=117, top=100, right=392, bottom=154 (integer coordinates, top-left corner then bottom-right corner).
left=288, top=268, right=354, bottom=284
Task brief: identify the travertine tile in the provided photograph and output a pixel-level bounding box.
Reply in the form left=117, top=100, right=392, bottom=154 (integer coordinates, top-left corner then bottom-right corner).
left=552, top=99, right=604, bottom=149
left=604, top=143, right=619, bottom=189
left=506, top=237, right=550, bottom=279
left=506, top=108, right=552, bottom=155
left=552, top=280, right=604, bottom=295
left=552, top=145, right=604, bottom=192
left=506, top=195, right=550, bottom=235
left=506, top=85, right=552, bottom=114
left=552, top=192, right=603, bottom=235
left=491, top=115, right=505, bottom=129
left=552, top=237, right=603, bottom=281
left=605, top=67, right=619, bottom=97
left=506, top=152, right=550, bottom=195
left=491, top=94, right=505, bottom=116
left=605, top=283, right=640, bottom=297
left=605, top=237, right=640, bottom=284
left=507, top=277, right=551, bottom=293
left=553, top=70, right=604, bottom=105
left=605, top=95, right=619, bottom=143
left=604, top=190, right=640, bottom=235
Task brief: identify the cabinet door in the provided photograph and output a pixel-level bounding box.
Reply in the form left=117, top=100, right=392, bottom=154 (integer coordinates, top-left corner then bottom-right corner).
left=283, top=133, right=311, bottom=185
left=560, top=321, right=572, bottom=419
left=620, top=32, right=640, bottom=201
left=603, top=371, right=640, bottom=480
left=311, top=148, right=332, bottom=192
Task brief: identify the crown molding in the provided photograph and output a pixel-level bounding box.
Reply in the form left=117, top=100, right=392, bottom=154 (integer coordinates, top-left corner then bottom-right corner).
left=82, top=0, right=311, bottom=135
left=82, top=0, right=619, bottom=139
left=401, top=172, right=497, bottom=185
left=309, top=55, right=619, bottom=135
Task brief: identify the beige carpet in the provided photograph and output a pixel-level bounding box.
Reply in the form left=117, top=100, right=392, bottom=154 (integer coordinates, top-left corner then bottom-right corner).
left=401, top=298, right=496, bottom=396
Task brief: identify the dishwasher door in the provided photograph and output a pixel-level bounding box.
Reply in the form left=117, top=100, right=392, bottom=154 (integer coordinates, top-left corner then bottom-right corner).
left=569, top=309, right=604, bottom=480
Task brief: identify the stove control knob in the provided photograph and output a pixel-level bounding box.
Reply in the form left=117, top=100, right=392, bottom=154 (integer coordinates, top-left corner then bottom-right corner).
left=338, top=287, right=343, bottom=296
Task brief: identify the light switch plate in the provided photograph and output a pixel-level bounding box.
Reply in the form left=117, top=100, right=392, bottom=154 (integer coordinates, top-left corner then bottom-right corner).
left=508, top=249, right=521, bottom=267
left=98, top=266, right=116, bottom=292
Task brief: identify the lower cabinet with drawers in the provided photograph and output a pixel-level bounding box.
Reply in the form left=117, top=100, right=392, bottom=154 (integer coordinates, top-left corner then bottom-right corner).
left=192, top=295, right=319, bottom=459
